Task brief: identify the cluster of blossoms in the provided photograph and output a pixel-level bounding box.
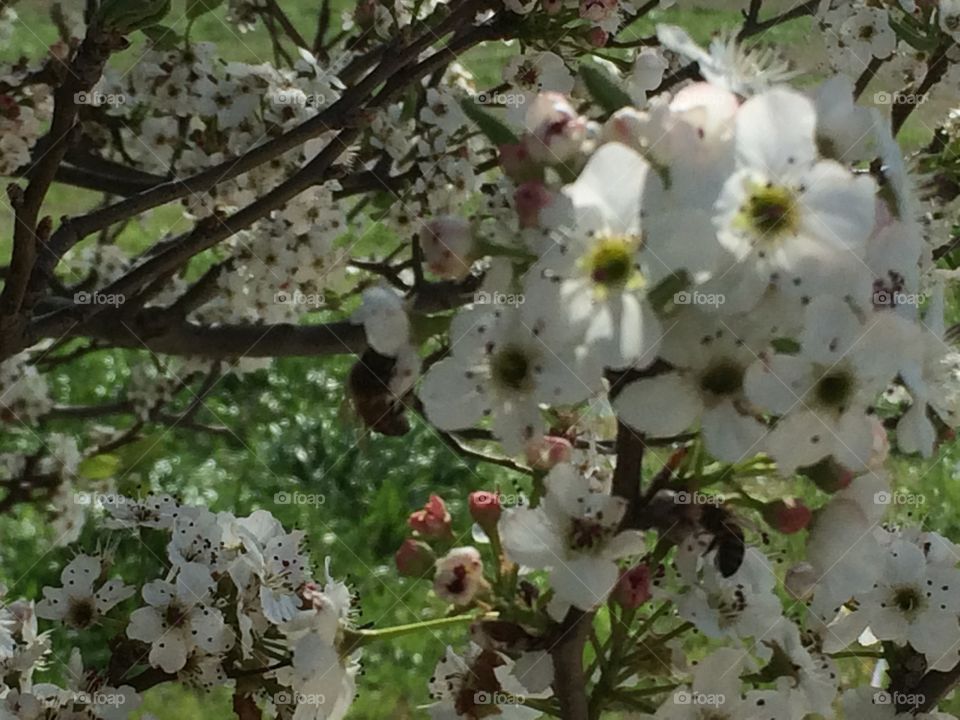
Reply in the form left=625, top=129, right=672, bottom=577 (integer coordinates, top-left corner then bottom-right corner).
left=5, top=0, right=960, bottom=717
left=1, top=496, right=360, bottom=720
left=0, top=50, right=53, bottom=176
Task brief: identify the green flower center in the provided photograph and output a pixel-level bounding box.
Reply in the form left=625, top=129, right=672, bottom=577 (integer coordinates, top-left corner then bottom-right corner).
left=491, top=345, right=532, bottom=391
left=699, top=359, right=745, bottom=398
left=587, top=236, right=636, bottom=289
left=814, top=370, right=855, bottom=411
left=744, top=184, right=799, bottom=240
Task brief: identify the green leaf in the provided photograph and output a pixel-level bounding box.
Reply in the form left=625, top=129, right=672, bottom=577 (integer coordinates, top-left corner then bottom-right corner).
left=186, top=0, right=225, bottom=20
left=579, top=63, right=632, bottom=115
left=647, top=271, right=690, bottom=313
left=141, top=25, right=181, bottom=50
left=459, top=98, right=519, bottom=147
left=78, top=454, right=121, bottom=481
left=770, top=337, right=801, bottom=354
left=98, top=0, right=171, bottom=33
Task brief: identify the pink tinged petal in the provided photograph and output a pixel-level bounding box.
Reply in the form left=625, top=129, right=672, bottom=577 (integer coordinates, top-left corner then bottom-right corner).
left=735, top=87, right=817, bottom=176
left=613, top=373, right=702, bottom=437
left=550, top=557, right=618, bottom=610
left=419, top=358, right=489, bottom=431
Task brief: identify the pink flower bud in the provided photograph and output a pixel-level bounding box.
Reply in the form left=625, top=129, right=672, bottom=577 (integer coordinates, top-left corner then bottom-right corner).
left=523, top=92, right=588, bottom=165
left=408, top=494, right=452, bottom=538
left=542, top=0, right=564, bottom=15
left=420, top=217, right=475, bottom=280
left=762, top=499, right=812, bottom=534
left=433, top=546, right=489, bottom=606
left=469, top=491, right=502, bottom=529
left=0, top=95, right=20, bottom=121
left=580, top=0, right=618, bottom=22
left=614, top=564, right=651, bottom=609
left=586, top=27, right=609, bottom=47
left=514, top=181, right=552, bottom=229
left=395, top=539, right=436, bottom=577
left=498, top=143, right=540, bottom=182
left=525, top=435, right=573, bottom=470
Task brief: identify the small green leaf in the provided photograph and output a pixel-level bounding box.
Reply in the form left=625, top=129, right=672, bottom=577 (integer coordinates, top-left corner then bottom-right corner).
left=78, top=454, right=121, bottom=481
left=459, top=98, right=519, bottom=147
left=98, top=0, right=171, bottom=33
left=770, top=337, right=801, bottom=354
left=187, top=0, right=226, bottom=20
left=647, top=271, right=690, bottom=313
left=141, top=25, right=181, bottom=50
left=579, top=63, right=632, bottom=115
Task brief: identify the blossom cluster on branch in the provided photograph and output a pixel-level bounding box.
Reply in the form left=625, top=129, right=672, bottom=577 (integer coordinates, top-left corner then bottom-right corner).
left=3, top=0, right=960, bottom=718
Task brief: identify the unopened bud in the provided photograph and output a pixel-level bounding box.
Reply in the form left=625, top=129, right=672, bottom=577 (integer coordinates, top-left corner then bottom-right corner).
left=525, top=435, right=573, bottom=470
left=468, top=491, right=502, bottom=530
left=408, top=494, right=452, bottom=538
left=614, top=563, right=651, bottom=609
left=395, top=539, right=436, bottom=577
left=762, top=498, right=812, bottom=534
left=420, top=217, right=475, bottom=280
left=514, top=181, right=552, bottom=229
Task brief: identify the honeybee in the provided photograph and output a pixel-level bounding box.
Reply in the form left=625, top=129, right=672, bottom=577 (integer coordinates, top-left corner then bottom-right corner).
left=347, top=349, right=410, bottom=436
left=699, top=504, right=747, bottom=578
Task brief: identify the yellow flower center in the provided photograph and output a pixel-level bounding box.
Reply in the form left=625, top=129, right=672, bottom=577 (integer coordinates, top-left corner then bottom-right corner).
left=741, top=184, right=799, bottom=241
left=585, top=236, right=641, bottom=291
